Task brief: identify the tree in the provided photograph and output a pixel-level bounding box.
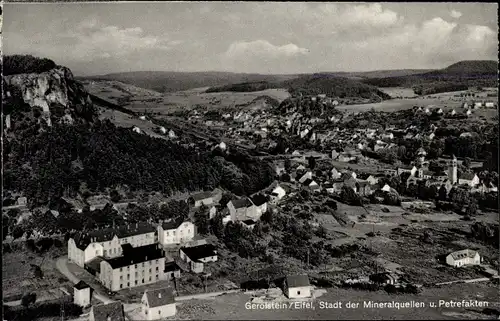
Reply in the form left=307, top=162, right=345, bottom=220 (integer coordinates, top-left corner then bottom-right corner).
left=110, top=189, right=121, bottom=203
left=466, top=201, right=479, bottom=217
left=12, top=225, right=25, bottom=239
left=210, top=213, right=225, bottom=239
left=261, top=210, right=273, bottom=224
left=284, top=158, right=292, bottom=172
left=438, top=185, right=448, bottom=201
left=194, top=204, right=209, bottom=235
left=463, top=157, right=471, bottom=169
left=315, top=225, right=328, bottom=238
left=308, top=156, right=316, bottom=170
left=340, top=186, right=362, bottom=206
left=21, top=292, right=37, bottom=308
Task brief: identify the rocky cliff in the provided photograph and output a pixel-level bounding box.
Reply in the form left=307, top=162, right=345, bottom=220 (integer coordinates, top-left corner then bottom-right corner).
left=3, top=66, right=96, bottom=126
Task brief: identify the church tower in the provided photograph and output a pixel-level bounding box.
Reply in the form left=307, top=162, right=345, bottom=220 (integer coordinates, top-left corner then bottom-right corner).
left=448, top=155, right=458, bottom=184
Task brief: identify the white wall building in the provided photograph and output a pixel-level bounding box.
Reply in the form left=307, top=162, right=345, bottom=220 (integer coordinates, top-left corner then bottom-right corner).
left=141, top=287, right=176, bottom=320
left=284, top=275, right=312, bottom=299
left=73, top=281, right=91, bottom=308
left=446, top=249, right=481, bottom=267
left=157, top=220, right=195, bottom=246
left=68, top=223, right=156, bottom=268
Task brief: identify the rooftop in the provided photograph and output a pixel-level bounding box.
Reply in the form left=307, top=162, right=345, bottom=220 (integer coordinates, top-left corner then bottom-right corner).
left=104, top=244, right=164, bottom=270
left=73, top=280, right=90, bottom=290
left=250, top=194, right=268, bottom=207
left=145, top=287, right=175, bottom=308
left=229, top=198, right=254, bottom=209
left=180, top=244, right=217, bottom=262
left=73, top=222, right=156, bottom=250
left=164, top=261, right=181, bottom=272
left=191, top=191, right=214, bottom=202
left=161, top=217, right=189, bottom=230
left=91, top=302, right=125, bottom=321
left=286, top=275, right=310, bottom=288
left=449, top=249, right=479, bottom=260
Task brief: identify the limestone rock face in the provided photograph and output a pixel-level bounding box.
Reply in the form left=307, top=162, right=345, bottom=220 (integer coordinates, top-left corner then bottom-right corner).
left=3, top=66, right=96, bottom=124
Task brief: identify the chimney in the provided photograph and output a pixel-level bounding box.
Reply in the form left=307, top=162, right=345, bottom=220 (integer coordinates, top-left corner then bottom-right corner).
left=158, top=293, right=162, bottom=299
left=145, top=256, right=148, bottom=261
left=107, top=316, right=111, bottom=321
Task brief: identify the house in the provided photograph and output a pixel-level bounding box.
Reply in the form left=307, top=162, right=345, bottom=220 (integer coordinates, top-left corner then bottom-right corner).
left=436, top=108, right=444, bottom=114
left=381, top=184, right=392, bottom=192
left=141, top=287, right=176, bottom=320
left=179, top=244, right=218, bottom=274
left=330, top=167, right=342, bottom=180
left=298, top=171, right=313, bottom=184
left=132, top=126, right=141, bottom=134
left=331, top=150, right=339, bottom=160
left=369, top=272, right=399, bottom=285
left=68, top=222, right=157, bottom=268
left=250, top=194, right=268, bottom=214
left=158, top=219, right=195, bottom=246
left=159, top=126, right=167, bottom=134
left=446, top=249, right=481, bottom=267
left=168, top=130, right=177, bottom=139
left=139, top=115, right=147, bottom=121
left=241, top=219, right=257, bottom=230
left=98, top=244, right=166, bottom=291
left=366, top=175, right=379, bottom=186
left=356, top=181, right=372, bottom=197
left=323, top=183, right=334, bottom=194
left=397, top=166, right=417, bottom=177
left=189, top=191, right=215, bottom=208
left=164, top=261, right=181, bottom=280
left=73, top=281, right=91, bottom=308
left=296, top=164, right=306, bottom=172
left=449, top=109, right=456, bottom=116
left=284, top=275, right=312, bottom=299
left=227, top=198, right=259, bottom=222
left=274, top=161, right=286, bottom=176
left=208, top=206, right=217, bottom=219
left=485, top=102, right=495, bottom=108
left=302, top=178, right=319, bottom=190
left=458, top=173, right=480, bottom=187
left=218, top=142, right=227, bottom=150
left=17, top=197, right=27, bottom=206
left=474, top=102, right=483, bottom=108
left=466, top=109, right=472, bottom=116
left=342, top=175, right=358, bottom=192
left=90, top=302, right=125, bottom=321
left=292, top=150, right=301, bottom=156
left=270, top=185, right=286, bottom=204
left=330, top=180, right=345, bottom=194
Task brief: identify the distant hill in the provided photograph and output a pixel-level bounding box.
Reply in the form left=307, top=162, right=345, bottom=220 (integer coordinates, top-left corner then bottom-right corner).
left=205, top=74, right=391, bottom=101
left=81, top=71, right=298, bottom=93
left=318, top=69, right=434, bottom=80
left=362, top=60, right=498, bottom=93
left=282, top=74, right=392, bottom=101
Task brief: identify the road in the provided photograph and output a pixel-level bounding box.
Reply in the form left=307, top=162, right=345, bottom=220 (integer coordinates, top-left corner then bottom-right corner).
left=55, top=257, right=241, bottom=306
left=55, top=257, right=113, bottom=304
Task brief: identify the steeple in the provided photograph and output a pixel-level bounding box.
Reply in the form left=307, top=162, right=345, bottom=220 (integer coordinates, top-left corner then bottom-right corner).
left=448, top=155, right=458, bottom=184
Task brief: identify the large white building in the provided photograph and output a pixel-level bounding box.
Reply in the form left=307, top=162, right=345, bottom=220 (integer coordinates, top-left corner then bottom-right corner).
left=141, top=287, right=176, bottom=320
left=227, top=198, right=260, bottom=222
left=98, top=243, right=166, bottom=292
left=446, top=249, right=481, bottom=267
left=68, top=222, right=156, bottom=267
left=157, top=219, right=195, bottom=246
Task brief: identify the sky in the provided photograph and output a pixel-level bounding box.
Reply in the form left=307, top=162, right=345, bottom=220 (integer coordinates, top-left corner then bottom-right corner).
left=3, top=2, right=499, bottom=76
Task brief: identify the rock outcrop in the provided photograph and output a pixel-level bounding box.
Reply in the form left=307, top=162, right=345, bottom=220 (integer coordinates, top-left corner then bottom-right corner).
left=3, top=66, right=96, bottom=125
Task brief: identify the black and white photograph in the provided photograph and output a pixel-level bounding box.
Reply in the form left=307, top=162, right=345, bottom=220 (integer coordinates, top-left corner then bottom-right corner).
left=1, top=2, right=499, bottom=320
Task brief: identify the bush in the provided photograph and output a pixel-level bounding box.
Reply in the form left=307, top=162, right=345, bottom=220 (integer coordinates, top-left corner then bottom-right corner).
left=21, top=292, right=37, bottom=307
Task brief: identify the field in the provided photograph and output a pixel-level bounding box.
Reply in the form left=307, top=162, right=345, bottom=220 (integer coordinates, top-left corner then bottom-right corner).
left=84, top=80, right=290, bottom=115
left=2, top=245, right=71, bottom=301
left=378, top=87, right=418, bottom=98
left=174, top=282, right=499, bottom=320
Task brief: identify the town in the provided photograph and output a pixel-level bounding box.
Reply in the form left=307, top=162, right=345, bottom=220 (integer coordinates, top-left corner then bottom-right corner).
left=2, top=2, right=499, bottom=321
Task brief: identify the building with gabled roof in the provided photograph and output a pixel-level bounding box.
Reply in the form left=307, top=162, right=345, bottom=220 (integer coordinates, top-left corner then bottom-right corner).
left=73, top=280, right=91, bottom=308
left=446, top=249, right=481, bottom=267
left=227, top=198, right=260, bottom=222
left=179, top=244, right=218, bottom=274
left=68, top=222, right=156, bottom=267
left=90, top=302, right=125, bottom=321
left=98, top=244, right=166, bottom=291
left=458, top=172, right=480, bottom=187
left=284, top=275, right=312, bottom=299
left=141, top=287, right=176, bottom=320
left=158, top=218, right=195, bottom=246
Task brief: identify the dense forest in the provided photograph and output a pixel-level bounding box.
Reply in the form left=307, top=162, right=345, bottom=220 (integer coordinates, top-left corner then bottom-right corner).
left=205, top=81, right=278, bottom=93
left=4, top=116, right=274, bottom=207
left=413, top=83, right=469, bottom=95
left=363, top=60, right=498, bottom=91
left=283, top=74, right=392, bottom=101
left=3, top=55, right=57, bottom=76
